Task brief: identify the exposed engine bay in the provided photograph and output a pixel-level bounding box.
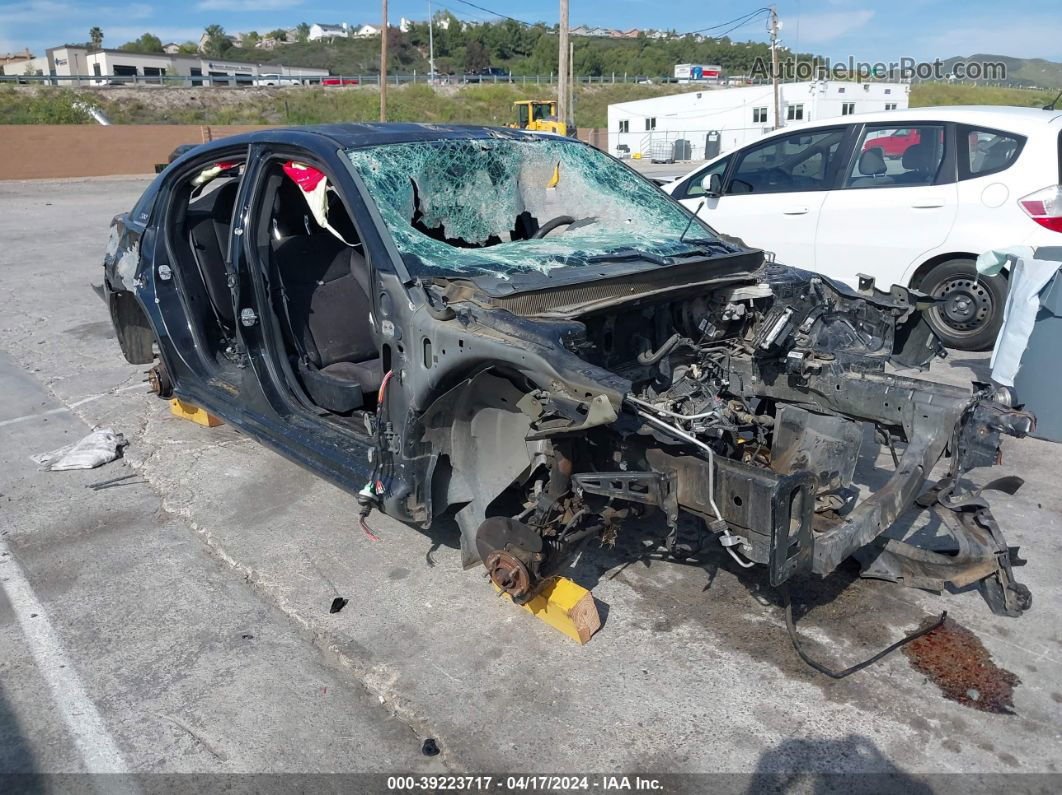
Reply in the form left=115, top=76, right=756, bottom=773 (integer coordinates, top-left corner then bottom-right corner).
left=421, top=263, right=1034, bottom=620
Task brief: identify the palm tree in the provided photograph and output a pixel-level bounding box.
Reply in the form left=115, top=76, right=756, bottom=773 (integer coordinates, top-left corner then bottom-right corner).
left=296, top=22, right=310, bottom=43
left=89, top=26, right=103, bottom=48
left=203, top=24, right=230, bottom=56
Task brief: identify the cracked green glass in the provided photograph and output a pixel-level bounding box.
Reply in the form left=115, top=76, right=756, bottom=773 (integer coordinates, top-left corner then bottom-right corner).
left=345, top=138, right=716, bottom=278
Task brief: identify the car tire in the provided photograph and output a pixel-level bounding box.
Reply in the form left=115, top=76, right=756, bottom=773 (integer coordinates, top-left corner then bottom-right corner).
left=919, top=258, right=1006, bottom=351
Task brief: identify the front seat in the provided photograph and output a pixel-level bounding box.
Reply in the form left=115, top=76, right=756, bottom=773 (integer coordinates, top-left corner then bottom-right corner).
left=271, top=181, right=383, bottom=413
left=848, top=147, right=891, bottom=187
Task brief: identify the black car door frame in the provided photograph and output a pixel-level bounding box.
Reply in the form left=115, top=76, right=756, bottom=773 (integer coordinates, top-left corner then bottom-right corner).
left=151, top=144, right=251, bottom=390
left=232, top=142, right=383, bottom=435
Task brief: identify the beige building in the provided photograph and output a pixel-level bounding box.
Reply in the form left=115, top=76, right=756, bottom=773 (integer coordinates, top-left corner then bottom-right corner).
left=0, top=46, right=328, bottom=85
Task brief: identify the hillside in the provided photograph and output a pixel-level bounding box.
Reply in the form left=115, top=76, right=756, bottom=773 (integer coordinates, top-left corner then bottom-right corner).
left=941, top=54, right=1062, bottom=90
left=0, top=83, right=694, bottom=127
left=2, top=82, right=1057, bottom=128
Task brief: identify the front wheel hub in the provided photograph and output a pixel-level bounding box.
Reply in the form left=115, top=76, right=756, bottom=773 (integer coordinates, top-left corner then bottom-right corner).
left=484, top=550, right=531, bottom=599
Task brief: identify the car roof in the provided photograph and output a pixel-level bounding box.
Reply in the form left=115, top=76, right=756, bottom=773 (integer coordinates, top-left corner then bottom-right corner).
left=786, top=105, right=1062, bottom=132
left=191, top=123, right=551, bottom=153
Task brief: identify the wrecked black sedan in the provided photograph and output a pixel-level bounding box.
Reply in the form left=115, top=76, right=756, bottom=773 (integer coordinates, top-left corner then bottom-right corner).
left=104, top=124, right=1033, bottom=619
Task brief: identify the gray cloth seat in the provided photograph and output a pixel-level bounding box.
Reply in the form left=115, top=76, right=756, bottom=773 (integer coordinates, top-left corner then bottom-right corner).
left=186, top=180, right=239, bottom=327
left=848, top=146, right=893, bottom=187
left=894, top=143, right=937, bottom=184
left=273, top=226, right=381, bottom=412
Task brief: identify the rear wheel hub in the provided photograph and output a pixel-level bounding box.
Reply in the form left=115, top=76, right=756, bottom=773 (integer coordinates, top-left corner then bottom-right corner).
left=932, top=277, right=993, bottom=332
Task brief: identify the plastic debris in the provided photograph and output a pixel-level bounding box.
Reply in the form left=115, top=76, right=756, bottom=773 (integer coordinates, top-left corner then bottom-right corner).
left=32, top=428, right=127, bottom=471
left=329, top=597, right=348, bottom=614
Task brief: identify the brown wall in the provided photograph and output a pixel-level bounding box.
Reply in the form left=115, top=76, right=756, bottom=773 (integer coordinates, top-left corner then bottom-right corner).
left=0, top=124, right=610, bottom=180
left=0, top=125, right=275, bottom=180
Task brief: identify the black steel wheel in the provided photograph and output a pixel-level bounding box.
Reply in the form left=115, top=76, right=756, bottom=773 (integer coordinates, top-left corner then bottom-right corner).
left=920, top=258, right=1007, bottom=351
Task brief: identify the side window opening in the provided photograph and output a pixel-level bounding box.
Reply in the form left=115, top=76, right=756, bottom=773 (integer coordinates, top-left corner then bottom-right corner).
left=166, top=154, right=248, bottom=354
left=257, top=160, right=380, bottom=418
left=726, top=130, right=844, bottom=195
left=845, top=124, right=946, bottom=189
left=960, top=126, right=1026, bottom=180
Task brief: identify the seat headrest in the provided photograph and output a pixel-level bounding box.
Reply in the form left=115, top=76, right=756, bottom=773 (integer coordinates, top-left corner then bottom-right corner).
left=858, top=147, right=887, bottom=176
left=272, top=175, right=313, bottom=238
left=980, top=139, right=1016, bottom=172
left=902, top=143, right=934, bottom=172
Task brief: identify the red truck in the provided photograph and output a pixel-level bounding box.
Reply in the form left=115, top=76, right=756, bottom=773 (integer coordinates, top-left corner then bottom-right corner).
left=862, top=128, right=920, bottom=158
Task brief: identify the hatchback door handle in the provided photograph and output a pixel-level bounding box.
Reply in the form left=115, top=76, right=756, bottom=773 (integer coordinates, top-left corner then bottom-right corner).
left=783, top=206, right=809, bottom=215
left=911, top=199, right=945, bottom=209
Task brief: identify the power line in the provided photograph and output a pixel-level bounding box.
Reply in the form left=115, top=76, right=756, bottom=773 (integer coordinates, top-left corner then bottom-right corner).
left=443, top=1, right=772, bottom=40
left=688, top=8, right=771, bottom=35
left=448, top=0, right=533, bottom=26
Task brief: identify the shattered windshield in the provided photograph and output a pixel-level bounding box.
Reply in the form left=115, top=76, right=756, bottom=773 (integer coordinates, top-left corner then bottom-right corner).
left=344, top=137, right=718, bottom=278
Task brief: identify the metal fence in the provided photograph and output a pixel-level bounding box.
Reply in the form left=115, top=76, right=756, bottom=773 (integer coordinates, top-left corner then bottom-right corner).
left=0, top=72, right=689, bottom=88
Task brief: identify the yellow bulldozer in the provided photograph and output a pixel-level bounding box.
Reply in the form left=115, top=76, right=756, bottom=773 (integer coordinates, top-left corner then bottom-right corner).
left=510, top=100, right=576, bottom=137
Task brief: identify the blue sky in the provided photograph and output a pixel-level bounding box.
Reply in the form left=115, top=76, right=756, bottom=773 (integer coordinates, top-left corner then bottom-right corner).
left=2, top=0, right=1060, bottom=64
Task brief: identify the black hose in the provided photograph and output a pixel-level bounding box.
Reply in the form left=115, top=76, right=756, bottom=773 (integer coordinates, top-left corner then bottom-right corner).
left=781, top=583, right=946, bottom=679
left=637, top=333, right=683, bottom=365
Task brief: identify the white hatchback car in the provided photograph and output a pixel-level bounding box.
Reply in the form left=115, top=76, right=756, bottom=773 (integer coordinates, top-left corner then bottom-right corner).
left=663, top=106, right=1062, bottom=349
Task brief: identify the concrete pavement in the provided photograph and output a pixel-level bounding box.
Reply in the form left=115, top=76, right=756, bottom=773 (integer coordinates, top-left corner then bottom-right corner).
left=0, top=176, right=1060, bottom=785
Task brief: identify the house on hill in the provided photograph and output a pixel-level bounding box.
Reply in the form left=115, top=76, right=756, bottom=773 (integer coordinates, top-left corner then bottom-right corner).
left=309, top=23, right=351, bottom=41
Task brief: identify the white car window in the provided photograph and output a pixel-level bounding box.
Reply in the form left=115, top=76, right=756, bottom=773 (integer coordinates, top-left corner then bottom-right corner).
left=726, top=129, right=845, bottom=195
left=964, top=127, right=1024, bottom=178
left=679, top=156, right=729, bottom=199
left=845, top=124, right=946, bottom=189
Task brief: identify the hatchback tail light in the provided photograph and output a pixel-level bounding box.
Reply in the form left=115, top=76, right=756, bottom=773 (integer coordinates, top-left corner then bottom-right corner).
left=1018, top=185, right=1062, bottom=233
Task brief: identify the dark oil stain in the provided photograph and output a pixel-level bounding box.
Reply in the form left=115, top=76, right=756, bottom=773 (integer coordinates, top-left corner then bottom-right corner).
left=1051, top=692, right=1062, bottom=704
left=388, top=567, right=411, bottom=581
left=941, top=739, right=961, bottom=753
left=64, top=320, right=115, bottom=339
left=652, top=617, right=674, bottom=633
left=908, top=715, right=931, bottom=732
left=997, top=752, right=1020, bottom=768
left=902, top=617, right=1020, bottom=714
left=1026, top=663, right=1039, bottom=673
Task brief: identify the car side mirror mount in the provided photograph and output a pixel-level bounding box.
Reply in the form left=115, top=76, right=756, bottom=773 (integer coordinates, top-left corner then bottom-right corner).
left=702, top=172, right=723, bottom=198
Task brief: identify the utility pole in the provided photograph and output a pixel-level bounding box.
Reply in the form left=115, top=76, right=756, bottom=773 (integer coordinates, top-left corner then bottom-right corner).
left=568, top=39, right=575, bottom=131
left=380, top=0, right=389, bottom=121
left=558, top=0, right=569, bottom=131
left=427, top=0, right=435, bottom=82
left=769, top=5, right=780, bottom=129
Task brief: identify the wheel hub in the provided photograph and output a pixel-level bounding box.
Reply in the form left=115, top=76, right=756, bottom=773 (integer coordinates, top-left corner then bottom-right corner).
left=932, top=277, right=993, bottom=333
left=484, top=550, right=531, bottom=599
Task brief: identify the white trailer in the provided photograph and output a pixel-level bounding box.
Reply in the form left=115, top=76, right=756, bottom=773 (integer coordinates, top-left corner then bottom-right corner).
left=608, top=80, right=909, bottom=161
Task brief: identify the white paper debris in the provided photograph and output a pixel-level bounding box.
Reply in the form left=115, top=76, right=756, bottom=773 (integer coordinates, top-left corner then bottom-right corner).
left=32, top=428, right=128, bottom=471
left=982, top=250, right=1062, bottom=387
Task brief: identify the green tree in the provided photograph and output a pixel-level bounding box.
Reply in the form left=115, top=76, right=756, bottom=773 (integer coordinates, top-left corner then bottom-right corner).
left=296, top=22, right=310, bottom=43
left=177, top=41, right=198, bottom=55
left=89, top=26, right=103, bottom=48
left=118, top=33, right=164, bottom=54
left=203, top=24, right=231, bottom=56
left=244, top=31, right=260, bottom=48
left=465, top=39, right=490, bottom=72
left=267, top=29, right=288, bottom=43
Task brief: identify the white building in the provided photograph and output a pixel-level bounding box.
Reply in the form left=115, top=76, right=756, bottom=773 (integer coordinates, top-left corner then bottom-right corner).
left=0, top=46, right=328, bottom=86
left=355, top=24, right=381, bottom=38
left=308, top=23, right=351, bottom=41
left=608, top=80, right=910, bottom=159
